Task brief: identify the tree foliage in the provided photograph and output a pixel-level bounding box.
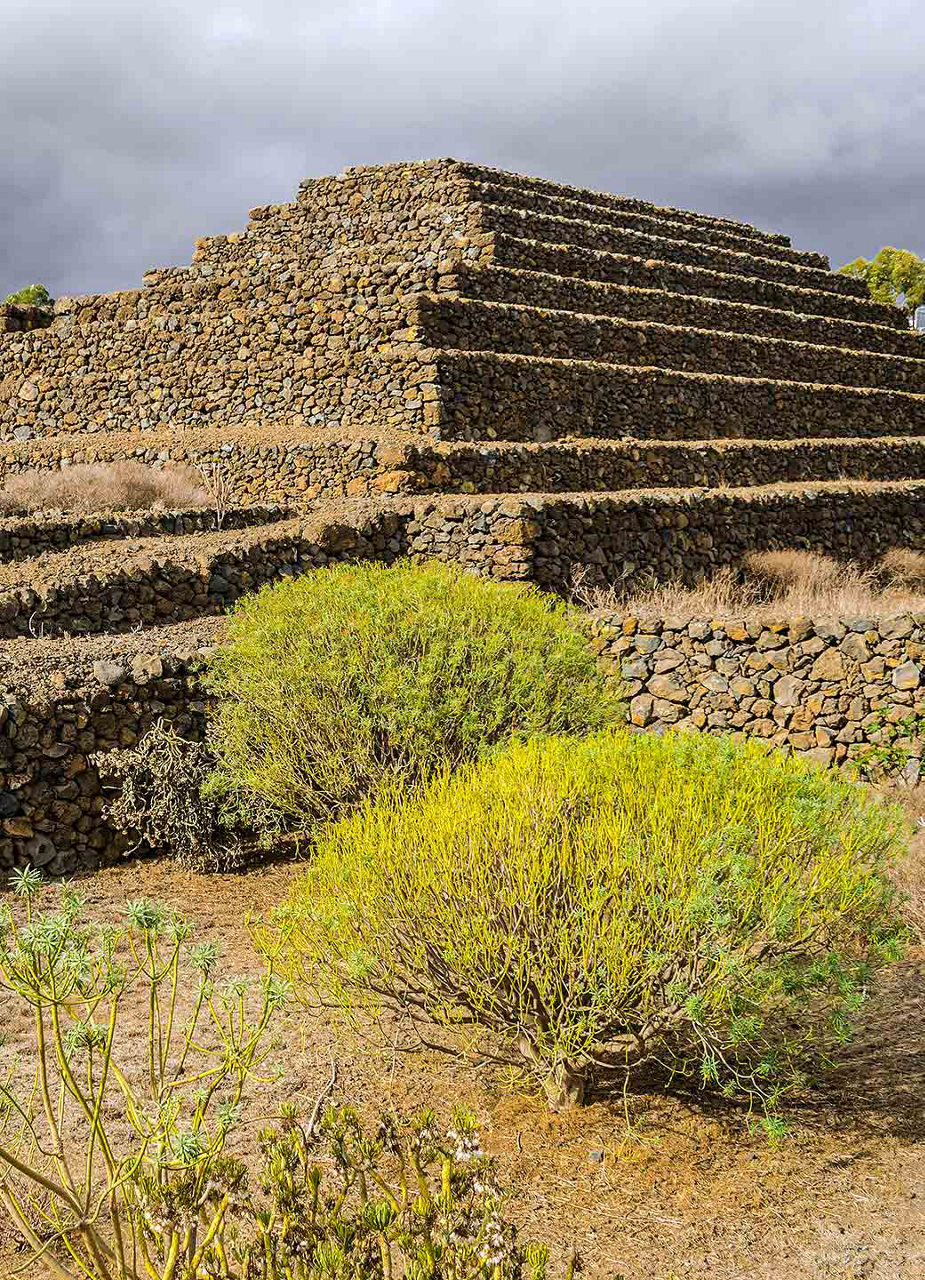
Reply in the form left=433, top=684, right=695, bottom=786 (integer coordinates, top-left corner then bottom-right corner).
left=3, top=282, right=54, bottom=309
left=838, top=247, right=925, bottom=320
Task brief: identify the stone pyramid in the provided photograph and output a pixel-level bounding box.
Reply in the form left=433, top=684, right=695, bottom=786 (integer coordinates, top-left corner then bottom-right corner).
left=1, top=158, right=924, bottom=643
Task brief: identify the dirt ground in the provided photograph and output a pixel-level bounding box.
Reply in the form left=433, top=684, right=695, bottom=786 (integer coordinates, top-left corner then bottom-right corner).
left=0, top=838, right=923, bottom=1280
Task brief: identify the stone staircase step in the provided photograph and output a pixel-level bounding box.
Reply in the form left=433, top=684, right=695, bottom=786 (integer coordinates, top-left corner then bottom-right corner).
left=0, top=426, right=430, bottom=507
left=12, top=425, right=923, bottom=504
left=0, top=512, right=393, bottom=639
left=427, top=349, right=925, bottom=443
left=467, top=180, right=827, bottom=269
left=412, top=296, right=925, bottom=393
left=0, top=503, right=289, bottom=564
left=450, top=161, right=791, bottom=247
left=457, top=265, right=921, bottom=356
left=510, top=481, right=925, bottom=592
left=407, top=436, right=925, bottom=495
left=0, top=493, right=542, bottom=637
left=478, top=204, right=864, bottom=297
left=486, top=235, right=903, bottom=328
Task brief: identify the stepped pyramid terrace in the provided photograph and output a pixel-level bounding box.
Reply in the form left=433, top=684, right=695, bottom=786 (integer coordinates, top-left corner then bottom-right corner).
left=2, top=159, right=925, bottom=870
left=2, top=157, right=925, bottom=620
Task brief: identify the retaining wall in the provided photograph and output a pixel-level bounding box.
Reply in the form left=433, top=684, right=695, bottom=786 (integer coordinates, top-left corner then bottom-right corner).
left=459, top=267, right=924, bottom=358
left=2, top=160, right=906, bottom=448
left=0, top=626, right=219, bottom=873
left=465, top=180, right=822, bottom=267
left=591, top=611, right=925, bottom=771
left=413, top=296, right=925, bottom=393
left=6, top=433, right=925, bottom=504
left=0, top=503, right=287, bottom=563
left=488, top=234, right=903, bottom=327
left=4, top=602, right=925, bottom=874
left=0, top=497, right=533, bottom=639
left=0, top=432, right=422, bottom=506
left=475, top=204, right=859, bottom=295
left=431, top=350, right=925, bottom=443
left=527, top=486, right=925, bottom=591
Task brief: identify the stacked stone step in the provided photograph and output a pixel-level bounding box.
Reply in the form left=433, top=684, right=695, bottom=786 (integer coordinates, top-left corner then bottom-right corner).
left=380, top=161, right=925, bottom=589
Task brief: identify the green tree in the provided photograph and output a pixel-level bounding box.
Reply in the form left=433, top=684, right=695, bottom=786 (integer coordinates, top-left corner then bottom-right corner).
left=839, top=247, right=925, bottom=321
left=3, top=282, right=54, bottom=309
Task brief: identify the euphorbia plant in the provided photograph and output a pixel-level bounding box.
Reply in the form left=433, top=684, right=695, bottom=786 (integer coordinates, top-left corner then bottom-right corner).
left=265, top=731, right=908, bottom=1114
left=0, top=871, right=561, bottom=1279
left=0, top=868, right=286, bottom=1279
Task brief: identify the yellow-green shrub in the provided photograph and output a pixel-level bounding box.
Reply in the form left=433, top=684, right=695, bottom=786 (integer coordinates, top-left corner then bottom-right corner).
left=205, top=560, right=622, bottom=826
left=266, top=731, right=907, bottom=1113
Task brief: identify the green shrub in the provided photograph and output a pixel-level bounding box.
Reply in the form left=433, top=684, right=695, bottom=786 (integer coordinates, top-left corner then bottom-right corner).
left=3, top=282, right=53, bottom=308
left=267, top=731, right=907, bottom=1114
left=0, top=870, right=286, bottom=1280
left=204, top=560, right=622, bottom=827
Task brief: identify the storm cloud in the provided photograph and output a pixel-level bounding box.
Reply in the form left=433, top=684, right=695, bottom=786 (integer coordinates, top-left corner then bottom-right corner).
left=3, top=0, right=923, bottom=298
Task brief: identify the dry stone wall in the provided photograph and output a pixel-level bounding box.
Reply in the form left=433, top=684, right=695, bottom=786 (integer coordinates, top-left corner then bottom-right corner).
left=474, top=204, right=859, bottom=295
left=591, top=611, right=925, bottom=772
left=485, top=233, right=904, bottom=327
left=457, top=267, right=925, bottom=358
left=0, top=503, right=287, bottom=563
left=0, top=161, right=495, bottom=442
left=6, top=156, right=925, bottom=877
left=4, top=157, right=912, bottom=452
left=0, top=304, right=55, bottom=334
left=0, top=624, right=220, bottom=874
left=430, top=350, right=925, bottom=443
left=526, top=485, right=925, bottom=592
left=463, top=180, right=824, bottom=267
left=6, top=603, right=925, bottom=874
left=411, top=296, right=925, bottom=393
left=412, top=438, right=925, bottom=495
left=447, top=160, right=794, bottom=246
left=7, top=432, right=925, bottom=506
left=0, top=431, right=421, bottom=506
left=0, top=497, right=535, bottom=639
left=0, top=513, right=399, bottom=639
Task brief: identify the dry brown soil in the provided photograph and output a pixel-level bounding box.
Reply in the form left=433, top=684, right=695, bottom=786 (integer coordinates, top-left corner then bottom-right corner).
left=1, top=828, right=924, bottom=1279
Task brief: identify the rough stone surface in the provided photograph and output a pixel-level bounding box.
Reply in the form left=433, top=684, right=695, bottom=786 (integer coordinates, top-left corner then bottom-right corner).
left=2, top=159, right=925, bottom=872
left=591, top=612, right=925, bottom=763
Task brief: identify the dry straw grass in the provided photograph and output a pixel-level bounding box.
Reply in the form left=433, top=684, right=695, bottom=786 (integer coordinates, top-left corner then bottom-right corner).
left=0, top=461, right=209, bottom=515
left=580, top=549, right=925, bottom=621
left=877, top=780, right=925, bottom=942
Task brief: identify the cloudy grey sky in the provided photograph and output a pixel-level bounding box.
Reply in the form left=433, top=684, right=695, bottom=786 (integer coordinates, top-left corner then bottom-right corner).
left=3, top=0, right=922, bottom=299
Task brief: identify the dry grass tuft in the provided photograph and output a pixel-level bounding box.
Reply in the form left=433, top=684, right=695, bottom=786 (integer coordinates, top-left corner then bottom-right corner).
left=881, top=548, right=925, bottom=591
left=0, top=462, right=209, bottom=515
left=579, top=549, right=925, bottom=621
left=890, top=840, right=925, bottom=943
